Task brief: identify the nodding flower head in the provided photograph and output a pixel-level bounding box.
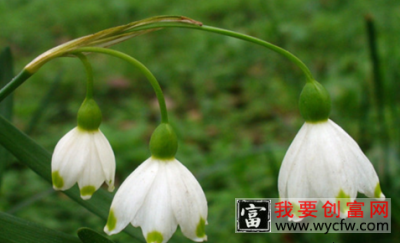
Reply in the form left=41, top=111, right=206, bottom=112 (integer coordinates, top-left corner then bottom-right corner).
left=279, top=81, right=384, bottom=220
left=104, top=123, right=207, bottom=243
left=51, top=98, right=115, bottom=200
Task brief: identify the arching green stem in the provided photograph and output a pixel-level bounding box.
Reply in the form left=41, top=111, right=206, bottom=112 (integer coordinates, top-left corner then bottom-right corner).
left=0, top=20, right=314, bottom=102
left=70, top=47, right=169, bottom=123
left=130, top=23, right=315, bottom=82
left=75, top=53, right=94, bottom=99
left=200, top=25, right=314, bottom=82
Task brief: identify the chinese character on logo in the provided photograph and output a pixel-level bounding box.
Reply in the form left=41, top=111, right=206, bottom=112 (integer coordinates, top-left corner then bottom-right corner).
left=322, top=200, right=340, bottom=218
left=236, top=200, right=271, bottom=233
left=240, top=204, right=266, bottom=228
left=371, top=201, right=389, bottom=218
left=347, top=201, right=364, bottom=218
left=274, top=201, right=293, bottom=218
left=298, top=201, right=317, bottom=218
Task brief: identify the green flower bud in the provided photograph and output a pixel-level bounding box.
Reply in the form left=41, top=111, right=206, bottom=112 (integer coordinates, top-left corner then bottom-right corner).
left=150, top=123, right=178, bottom=160
left=299, top=80, right=331, bottom=122
left=77, top=98, right=102, bottom=131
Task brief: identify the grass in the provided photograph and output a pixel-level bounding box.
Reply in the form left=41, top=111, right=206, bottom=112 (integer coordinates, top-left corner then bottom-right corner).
left=1, top=0, right=400, bottom=242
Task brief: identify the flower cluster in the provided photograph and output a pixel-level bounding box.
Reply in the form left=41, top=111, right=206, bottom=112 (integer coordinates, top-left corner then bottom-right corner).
left=52, top=117, right=207, bottom=242
left=49, top=49, right=384, bottom=241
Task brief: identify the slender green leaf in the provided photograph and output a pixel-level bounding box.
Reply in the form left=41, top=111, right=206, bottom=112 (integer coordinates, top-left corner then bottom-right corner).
left=25, top=71, right=63, bottom=135
left=6, top=188, right=54, bottom=214
left=0, top=47, right=15, bottom=192
left=0, top=47, right=14, bottom=119
left=77, top=228, right=115, bottom=243
left=0, top=115, right=144, bottom=242
left=365, top=16, right=391, bottom=183
left=0, top=211, right=80, bottom=243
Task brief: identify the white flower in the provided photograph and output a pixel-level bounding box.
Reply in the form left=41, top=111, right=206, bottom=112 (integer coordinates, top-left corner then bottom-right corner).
left=104, top=157, right=207, bottom=243
left=51, top=127, right=115, bottom=200
left=278, top=119, right=384, bottom=207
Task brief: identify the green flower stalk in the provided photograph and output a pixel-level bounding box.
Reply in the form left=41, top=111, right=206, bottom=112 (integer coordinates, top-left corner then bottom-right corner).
left=51, top=54, right=115, bottom=199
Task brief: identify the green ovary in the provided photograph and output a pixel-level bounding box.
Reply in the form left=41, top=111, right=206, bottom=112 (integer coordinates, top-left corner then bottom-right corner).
left=77, top=98, right=102, bottom=131
left=196, top=217, right=206, bottom=238
left=298, top=80, right=331, bottom=122
left=52, top=171, right=64, bottom=189
left=149, top=123, right=178, bottom=160
left=146, top=231, right=163, bottom=243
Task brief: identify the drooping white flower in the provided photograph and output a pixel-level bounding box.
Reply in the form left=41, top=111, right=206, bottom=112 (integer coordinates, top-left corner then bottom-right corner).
left=278, top=119, right=385, bottom=206
left=51, top=127, right=115, bottom=200
left=104, top=157, right=207, bottom=243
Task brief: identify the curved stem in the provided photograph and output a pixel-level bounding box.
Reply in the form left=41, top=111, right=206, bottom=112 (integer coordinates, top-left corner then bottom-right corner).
left=70, top=47, right=169, bottom=123
left=75, top=53, right=94, bottom=99
left=200, top=25, right=314, bottom=82
left=0, top=20, right=314, bottom=103
left=131, top=23, right=314, bottom=82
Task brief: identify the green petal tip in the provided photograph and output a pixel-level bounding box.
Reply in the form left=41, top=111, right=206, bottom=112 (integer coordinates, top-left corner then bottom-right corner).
left=80, top=185, right=96, bottom=199
left=106, top=210, right=117, bottom=232
left=146, top=231, right=163, bottom=243
left=52, top=171, right=64, bottom=189
left=336, top=189, right=351, bottom=213
left=196, top=217, right=206, bottom=238
left=374, top=183, right=384, bottom=198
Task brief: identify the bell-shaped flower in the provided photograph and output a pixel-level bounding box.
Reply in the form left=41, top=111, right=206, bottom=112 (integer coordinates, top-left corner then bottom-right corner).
left=278, top=80, right=384, bottom=220
left=278, top=119, right=385, bottom=201
left=51, top=98, right=115, bottom=199
left=104, top=123, right=207, bottom=243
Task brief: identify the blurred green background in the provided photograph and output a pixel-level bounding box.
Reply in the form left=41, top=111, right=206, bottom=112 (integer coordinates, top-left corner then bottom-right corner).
left=1, top=0, right=399, bottom=242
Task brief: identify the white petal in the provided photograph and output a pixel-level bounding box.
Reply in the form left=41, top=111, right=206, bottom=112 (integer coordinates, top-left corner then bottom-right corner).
left=166, top=159, right=207, bottom=242
left=285, top=126, right=316, bottom=199
left=328, top=120, right=384, bottom=199
left=77, top=132, right=107, bottom=199
left=278, top=122, right=311, bottom=199
left=132, top=159, right=177, bottom=243
left=51, top=127, right=87, bottom=190
left=104, top=158, right=160, bottom=235
left=305, top=121, right=357, bottom=201
left=93, top=130, right=116, bottom=191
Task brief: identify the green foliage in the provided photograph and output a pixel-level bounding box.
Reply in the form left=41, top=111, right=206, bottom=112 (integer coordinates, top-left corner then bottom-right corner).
left=0, top=211, right=81, bottom=243
left=0, top=47, right=13, bottom=119
left=1, top=1, right=400, bottom=243
left=0, top=115, right=143, bottom=241
left=77, top=228, right=115, bottom=243
left=0, top=47, right=14, bottom=191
